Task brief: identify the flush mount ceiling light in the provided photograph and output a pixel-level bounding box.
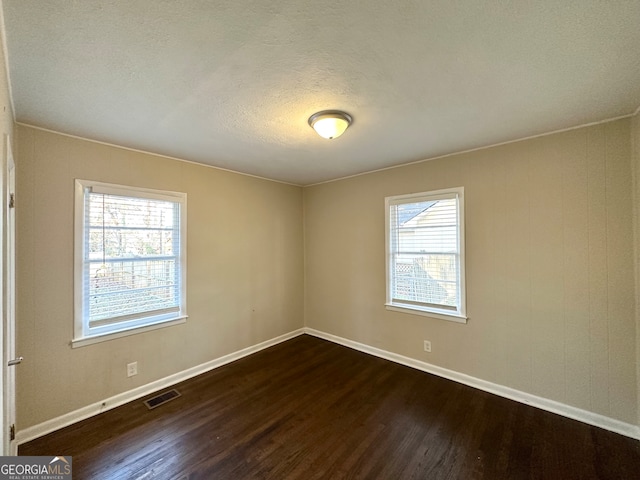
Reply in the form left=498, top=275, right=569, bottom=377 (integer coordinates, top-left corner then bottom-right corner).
left=308, top=110, right=352, bottom=140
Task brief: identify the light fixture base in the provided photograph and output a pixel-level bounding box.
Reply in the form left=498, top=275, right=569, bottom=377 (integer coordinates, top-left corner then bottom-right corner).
left=308, top=110, right=353, bottom=139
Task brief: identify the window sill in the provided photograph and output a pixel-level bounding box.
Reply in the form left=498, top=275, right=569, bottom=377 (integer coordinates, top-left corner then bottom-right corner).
left=71, top=316, right=187, bottom=348
left=385, top=304, right=467, bottom=324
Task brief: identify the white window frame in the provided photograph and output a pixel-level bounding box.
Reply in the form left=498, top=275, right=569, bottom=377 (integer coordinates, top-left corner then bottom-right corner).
left=73, top=179, right=187, bottom=347
left=385, top=187, right=467, bottom=323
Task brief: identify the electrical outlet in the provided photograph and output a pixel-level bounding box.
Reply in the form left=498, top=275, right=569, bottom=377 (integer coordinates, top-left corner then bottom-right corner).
left=127, top=361, right=138, bottom=377
left=423, top=340, right=431, bottom=353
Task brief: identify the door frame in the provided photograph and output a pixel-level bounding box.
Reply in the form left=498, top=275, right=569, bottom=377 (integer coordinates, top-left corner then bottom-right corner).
left=2, top=134, right=16, bottom=455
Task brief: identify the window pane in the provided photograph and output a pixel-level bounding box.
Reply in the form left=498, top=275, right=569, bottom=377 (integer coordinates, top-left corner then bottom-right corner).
left=390, top=196, right=460, bottom=310
left=86, top=192, right=181, bottom=324
left=88, top=259, right=179, bottom=322
left=393, top=253, right=458, bottom=307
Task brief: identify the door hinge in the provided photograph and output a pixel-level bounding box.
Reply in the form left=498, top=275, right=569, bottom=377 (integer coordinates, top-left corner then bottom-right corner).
left=9, top=424, right=15, bottom=441
left=9, top=193, right=14, bottom=209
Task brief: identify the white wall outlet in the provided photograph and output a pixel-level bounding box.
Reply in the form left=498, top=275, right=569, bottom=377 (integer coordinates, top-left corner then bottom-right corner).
left=423, top=340, right=432, bottom=353
left=127, top=361, right=138, bottom=377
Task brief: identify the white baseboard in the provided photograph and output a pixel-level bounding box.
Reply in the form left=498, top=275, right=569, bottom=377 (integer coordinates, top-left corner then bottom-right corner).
left=304, top=328, right=640, bottom=441
left=16, top=328, right=305, bottom=446
left=17, top=327, right=640, bottom=445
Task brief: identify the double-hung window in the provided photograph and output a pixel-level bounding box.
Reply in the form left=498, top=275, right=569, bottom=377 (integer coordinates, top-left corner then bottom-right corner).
left=74, top=180, right=187, bottom=346
left=385, top=187, right=466, bottom=322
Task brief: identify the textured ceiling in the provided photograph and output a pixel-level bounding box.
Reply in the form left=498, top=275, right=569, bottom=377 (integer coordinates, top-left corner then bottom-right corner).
left=4, top=1, right=640, bottom=185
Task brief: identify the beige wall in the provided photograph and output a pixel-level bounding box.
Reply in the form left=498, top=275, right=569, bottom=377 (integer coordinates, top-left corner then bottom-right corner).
left=16, top=125, right=304, bottom=429
left=304, top=118, right=637, bottom=424
left=0, top=43, right=11, bottom=145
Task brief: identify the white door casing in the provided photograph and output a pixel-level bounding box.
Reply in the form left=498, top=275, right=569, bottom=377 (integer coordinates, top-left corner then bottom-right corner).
left=2, top=135, right=17, bottom=455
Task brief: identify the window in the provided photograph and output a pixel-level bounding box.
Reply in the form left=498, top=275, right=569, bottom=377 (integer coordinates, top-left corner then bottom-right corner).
left=385, top=187, right=466, bottom=322
left=74, top=180, right=187, bottom=346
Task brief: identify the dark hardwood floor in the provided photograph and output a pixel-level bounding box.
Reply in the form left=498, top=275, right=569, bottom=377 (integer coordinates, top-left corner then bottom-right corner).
left=20, top=335, right=640, bottom=479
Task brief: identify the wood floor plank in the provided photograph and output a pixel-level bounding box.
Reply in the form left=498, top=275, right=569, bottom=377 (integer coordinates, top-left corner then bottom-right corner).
left=19, top=335, right=640, bottom=479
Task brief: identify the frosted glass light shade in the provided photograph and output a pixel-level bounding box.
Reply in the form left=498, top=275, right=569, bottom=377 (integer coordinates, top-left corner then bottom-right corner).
left=308, top=111, right=352, bottom=139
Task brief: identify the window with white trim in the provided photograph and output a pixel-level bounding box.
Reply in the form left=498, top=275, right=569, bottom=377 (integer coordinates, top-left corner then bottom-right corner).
left=74, top=180, right=187, bottom=346
left=385, top=187, right=466, bottom=322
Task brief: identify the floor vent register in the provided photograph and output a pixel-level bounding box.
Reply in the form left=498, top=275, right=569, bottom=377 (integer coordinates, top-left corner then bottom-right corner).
left=143, top=389, right=181, bottom=410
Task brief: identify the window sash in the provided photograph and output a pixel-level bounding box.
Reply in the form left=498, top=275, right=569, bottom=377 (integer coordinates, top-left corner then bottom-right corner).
left=84, top=256, right=181, bottom=327
left=385, top=188, right=465, bottom=320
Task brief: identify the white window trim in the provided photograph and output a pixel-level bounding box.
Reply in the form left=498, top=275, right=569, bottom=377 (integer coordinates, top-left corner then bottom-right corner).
left=73, top=179, right=188, bottom=347
left=385, top=187, right=467, bottom=323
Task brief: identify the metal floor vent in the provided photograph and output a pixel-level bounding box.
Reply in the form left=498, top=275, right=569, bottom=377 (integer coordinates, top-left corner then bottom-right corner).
left=144, top=389, right=181, bottom=410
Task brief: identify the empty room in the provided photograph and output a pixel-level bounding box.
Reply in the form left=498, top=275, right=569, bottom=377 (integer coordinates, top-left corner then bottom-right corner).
left=0, top=1, right=639, bottom=479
